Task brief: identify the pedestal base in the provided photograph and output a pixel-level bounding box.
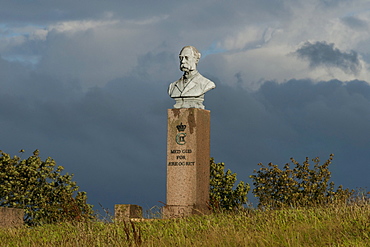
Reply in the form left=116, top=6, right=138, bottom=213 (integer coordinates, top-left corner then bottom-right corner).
left=162, top=205, right=210, bottom=218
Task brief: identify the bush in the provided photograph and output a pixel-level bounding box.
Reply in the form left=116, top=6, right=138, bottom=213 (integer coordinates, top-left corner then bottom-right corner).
left=210, top=158, right=250, bottom=211
left=0, top=150, right=94, bottom=225
left=250, top=154, right=353, bottom=208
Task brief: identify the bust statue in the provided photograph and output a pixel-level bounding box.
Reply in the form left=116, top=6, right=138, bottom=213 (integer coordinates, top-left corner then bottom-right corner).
left=168, top=46, right=216, bottom=109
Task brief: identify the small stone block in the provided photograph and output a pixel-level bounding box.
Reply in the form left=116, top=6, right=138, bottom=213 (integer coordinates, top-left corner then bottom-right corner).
left=114, top=204, right=142, bottom=222
left=0, top=208, right=24, bottom=228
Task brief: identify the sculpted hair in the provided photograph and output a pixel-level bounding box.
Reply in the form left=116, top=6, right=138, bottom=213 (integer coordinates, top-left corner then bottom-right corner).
left=180, top=46, right=201, bottom=63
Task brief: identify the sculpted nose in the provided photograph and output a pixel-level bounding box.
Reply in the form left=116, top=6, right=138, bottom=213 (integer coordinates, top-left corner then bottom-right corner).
left=180, top=57, right=187, bottom=63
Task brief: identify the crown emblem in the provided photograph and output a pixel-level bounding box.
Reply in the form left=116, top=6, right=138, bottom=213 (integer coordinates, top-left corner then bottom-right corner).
left=176, top=122, right=186, bottom=132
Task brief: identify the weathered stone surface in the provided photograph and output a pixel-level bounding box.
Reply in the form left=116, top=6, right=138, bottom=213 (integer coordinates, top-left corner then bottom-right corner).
left=115, top=204, right=142, bottom=222
left=163, top=108, right=211, bottom=218
left=0, top=208, right=24, bottom=228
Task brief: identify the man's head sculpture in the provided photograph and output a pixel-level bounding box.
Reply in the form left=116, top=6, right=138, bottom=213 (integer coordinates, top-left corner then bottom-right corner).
left=168, top=46, right=216, bottom=109
left=179, top=46, right=201, bottom=72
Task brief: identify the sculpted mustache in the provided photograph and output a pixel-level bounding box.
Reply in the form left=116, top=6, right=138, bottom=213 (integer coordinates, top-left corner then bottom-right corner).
left=181, top=64, right=194, bottom=70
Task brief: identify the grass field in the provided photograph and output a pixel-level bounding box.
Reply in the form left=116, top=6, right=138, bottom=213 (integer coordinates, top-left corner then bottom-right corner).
left=0, top=202, right=369, bottom=246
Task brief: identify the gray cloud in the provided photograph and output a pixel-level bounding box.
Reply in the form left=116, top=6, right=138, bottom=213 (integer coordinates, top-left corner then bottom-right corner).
left=295, top=41, right=361, bottom=74
left=0, top=1, right=176, bottom=23
left=209, top=79, right=370, bottom=191
left=0, top=0, right=290, bottom=30
left=341, top=16, right=368, bottom=30
left=0, top=64, right=169, bottom=210
left=1, top=52, right=370, bottom=210
left=320, top=0, right=347, bottom=7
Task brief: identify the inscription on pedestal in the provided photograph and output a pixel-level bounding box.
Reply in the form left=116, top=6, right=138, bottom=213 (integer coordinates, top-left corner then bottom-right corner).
left=168, top=122, right=196, bottom=166
left=168, top=149, right=194, bottom=166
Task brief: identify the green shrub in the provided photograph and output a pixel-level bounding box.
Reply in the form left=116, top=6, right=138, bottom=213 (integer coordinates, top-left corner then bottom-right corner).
left=0, top=150, right=94, bottom=225
left=250, top=154, right=353, bottom=208
left=210, top=158, right=250, bottom=211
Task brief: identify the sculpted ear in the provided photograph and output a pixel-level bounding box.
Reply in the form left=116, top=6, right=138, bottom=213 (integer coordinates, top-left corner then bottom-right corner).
left=196, top=52, right=201, bottom=64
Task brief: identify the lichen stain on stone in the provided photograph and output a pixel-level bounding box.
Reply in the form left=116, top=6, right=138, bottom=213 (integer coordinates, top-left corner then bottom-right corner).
left=171, top=109, right=181, bottom=118
left=188, top=109, right=196, bottom=134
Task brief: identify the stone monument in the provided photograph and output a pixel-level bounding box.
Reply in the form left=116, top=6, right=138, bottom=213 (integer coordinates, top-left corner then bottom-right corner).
left=115, top=204, right=142, bottom=222
left=163, top=46, right=215, bottom=218
left=0, top=208, right=24, bottom=227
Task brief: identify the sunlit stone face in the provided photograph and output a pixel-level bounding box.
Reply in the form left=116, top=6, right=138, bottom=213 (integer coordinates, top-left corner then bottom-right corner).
left=179, top=47, right=197, bottom=72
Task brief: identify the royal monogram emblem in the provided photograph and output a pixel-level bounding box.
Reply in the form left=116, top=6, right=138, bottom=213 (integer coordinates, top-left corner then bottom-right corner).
left=176, top=122, right=186, bottom=145
left=176, top=122, right=186, bottom=132
left=176, top=133, right=186, bottom=145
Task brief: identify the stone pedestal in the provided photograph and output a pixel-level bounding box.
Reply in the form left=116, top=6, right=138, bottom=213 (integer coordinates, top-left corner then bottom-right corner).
left=163, top=108, right=211, bottom=218
left=115, top=204, right=142, bottom=222
left=0, top=208, right=24, bottom=228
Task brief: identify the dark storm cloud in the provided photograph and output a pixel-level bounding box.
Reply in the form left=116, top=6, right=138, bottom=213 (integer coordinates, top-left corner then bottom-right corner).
left=255, top=79, right=370, bottom=145
left=295, top=41, right=361, bottom=74
left=0, top=63, right=169, bottom=209
left=0, top=48, right=178, bottom=208
left=1, top=50, right=370, bottom=209
left=208, top=79, right=370, bottom=194
left=1, top=0, right=370, bottom=212
left=253, top=79, right=370, bottom=187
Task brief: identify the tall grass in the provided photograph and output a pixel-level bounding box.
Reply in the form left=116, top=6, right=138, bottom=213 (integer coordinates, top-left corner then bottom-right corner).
left=0, top=202, right=369, bottom=246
